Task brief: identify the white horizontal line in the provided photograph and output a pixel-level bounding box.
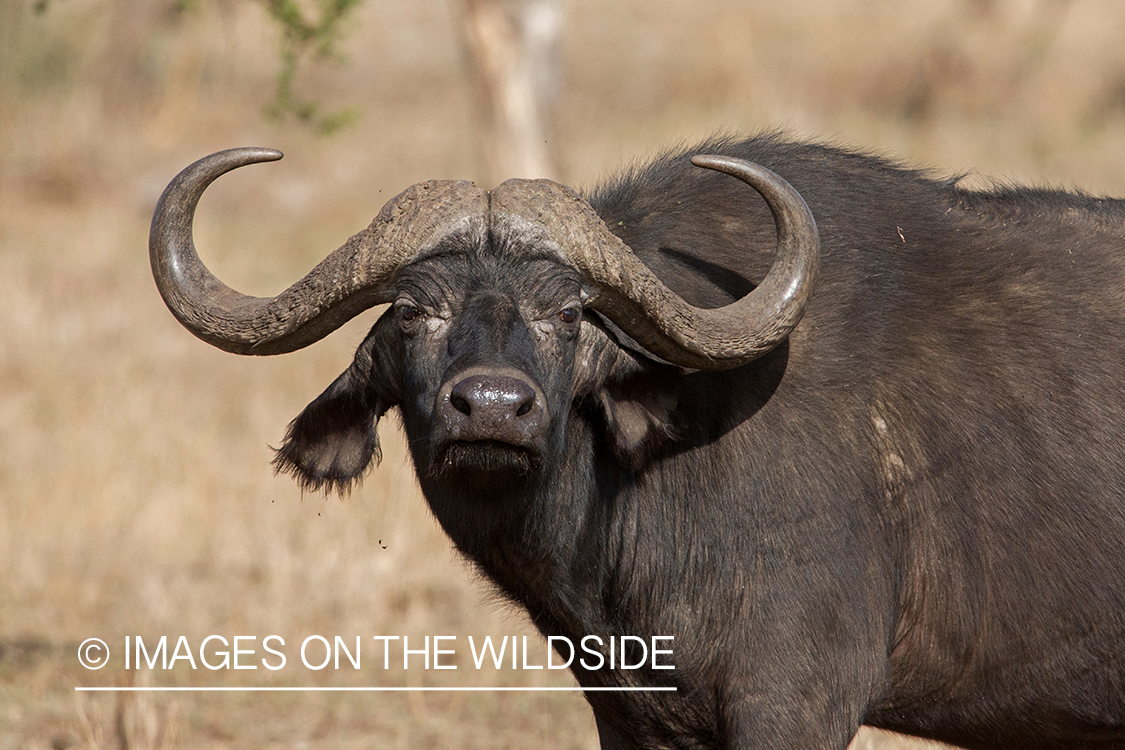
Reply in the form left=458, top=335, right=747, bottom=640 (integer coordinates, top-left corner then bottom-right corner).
left=75, top=686, right=676, bottom=692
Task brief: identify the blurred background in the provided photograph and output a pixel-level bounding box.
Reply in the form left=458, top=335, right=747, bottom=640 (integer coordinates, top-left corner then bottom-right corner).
left=3, top=0, right=1125, bottom=747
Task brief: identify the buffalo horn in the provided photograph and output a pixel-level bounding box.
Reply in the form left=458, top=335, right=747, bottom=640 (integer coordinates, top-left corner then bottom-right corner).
left=489, top=155, right=820, bottom=370
left=149, top=147, right=487, bottom=355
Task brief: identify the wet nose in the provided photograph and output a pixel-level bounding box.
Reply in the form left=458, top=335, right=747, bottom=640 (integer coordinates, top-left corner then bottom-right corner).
left=447, top=373, right=535, bottom=420
left=451, top=375, right=536, bottom=419
left=440, top=372, right=545, bottom=445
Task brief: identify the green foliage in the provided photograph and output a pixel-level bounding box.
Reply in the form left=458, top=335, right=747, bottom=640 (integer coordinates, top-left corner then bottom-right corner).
left=263, top=0, right=364, bottom=135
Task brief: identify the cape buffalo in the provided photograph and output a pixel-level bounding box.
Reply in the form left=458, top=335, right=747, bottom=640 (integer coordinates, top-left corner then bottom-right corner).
left=150, top=134, right=1125, bottom=749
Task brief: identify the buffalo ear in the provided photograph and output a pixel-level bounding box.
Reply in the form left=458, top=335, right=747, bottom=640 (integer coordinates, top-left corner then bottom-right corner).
left=577, top=315, right=682, bottom=471
left=273, top=317, right=402, bottom=494
left=598, top=386, right=678, bottom=471
left=593, top=356, right=682, bottom=472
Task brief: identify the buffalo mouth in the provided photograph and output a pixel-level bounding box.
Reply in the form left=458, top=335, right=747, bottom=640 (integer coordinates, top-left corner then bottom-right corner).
left=434, top=439, right=542, bottom=481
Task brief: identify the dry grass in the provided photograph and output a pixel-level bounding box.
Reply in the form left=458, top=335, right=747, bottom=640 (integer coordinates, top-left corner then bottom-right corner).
left=3, top=0, right=1125, bottom=747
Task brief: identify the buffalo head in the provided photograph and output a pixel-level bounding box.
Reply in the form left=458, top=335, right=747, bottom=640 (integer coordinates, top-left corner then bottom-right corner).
left=149, top=149, right=819, bottom=495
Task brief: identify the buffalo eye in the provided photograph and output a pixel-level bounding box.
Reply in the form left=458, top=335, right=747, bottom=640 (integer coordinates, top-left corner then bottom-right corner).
left=399, top=305, right=420, bottom=323
left=559, top=308, right=580, bottom=326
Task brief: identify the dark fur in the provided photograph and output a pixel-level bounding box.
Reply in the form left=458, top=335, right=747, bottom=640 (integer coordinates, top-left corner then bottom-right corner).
left=274, top=133, right=1125, bottom=749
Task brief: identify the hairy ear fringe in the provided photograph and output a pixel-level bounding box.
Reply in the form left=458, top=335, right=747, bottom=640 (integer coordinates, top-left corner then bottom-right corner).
left=269, top=366, right=387, bottom=496
left=269, top=310, right=403, bottom=496
left=272, top=424, right=382, bottom=497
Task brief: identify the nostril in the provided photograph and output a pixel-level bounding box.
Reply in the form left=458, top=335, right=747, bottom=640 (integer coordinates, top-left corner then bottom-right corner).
left=515, top=398, right=534, bottom=418
left=450, top=392, right=472, bottom=416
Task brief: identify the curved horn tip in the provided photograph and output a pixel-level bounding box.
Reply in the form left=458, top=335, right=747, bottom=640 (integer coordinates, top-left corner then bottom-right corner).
left=183, top=148, right=285, bottom=175
left=689, top=154, right=722, bottom=168
left=690, top=154, right=762, bottom=176
left=242, top=147, right=284, bottom=162
left=218, top=146, right=281, bottom=160
left=207, top=146, right=284, bottom=167
left=159, top=148, right=285, bottom=198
